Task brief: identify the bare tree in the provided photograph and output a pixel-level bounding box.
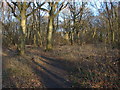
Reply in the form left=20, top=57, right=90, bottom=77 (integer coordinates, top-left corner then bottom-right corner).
left=6, top=1, right=45, bottom=55
left=68, top=1, right=87, bottom=45
left=40, top=1, right=68, bottom=50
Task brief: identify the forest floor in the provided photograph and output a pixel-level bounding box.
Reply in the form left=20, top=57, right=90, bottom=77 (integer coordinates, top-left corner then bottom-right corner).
left=2, top=44, right=120, bottom=88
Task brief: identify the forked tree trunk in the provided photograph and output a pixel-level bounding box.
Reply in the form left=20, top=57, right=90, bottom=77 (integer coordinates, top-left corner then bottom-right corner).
left=46, top=2, right=67, bottom=50
left=6, top=2, right=45, bottom=55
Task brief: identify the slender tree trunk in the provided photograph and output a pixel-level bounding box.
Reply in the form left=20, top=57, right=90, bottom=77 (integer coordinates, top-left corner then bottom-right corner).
left=76, top=31, right=79, bottom=44
left=33, top=31, right=37, bottom=47
left=38, top=9, right=42, bottom=47
left=70, top=31, right=74, bottom=45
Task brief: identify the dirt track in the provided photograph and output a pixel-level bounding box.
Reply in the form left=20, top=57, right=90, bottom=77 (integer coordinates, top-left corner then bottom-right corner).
left=2, top=47, right=72, bottom=88
left=2, top=45, right=120, bottom=88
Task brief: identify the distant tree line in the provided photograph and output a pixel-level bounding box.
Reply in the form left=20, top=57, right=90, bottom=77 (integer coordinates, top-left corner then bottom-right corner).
left=0, top=1, right=120, bottom=55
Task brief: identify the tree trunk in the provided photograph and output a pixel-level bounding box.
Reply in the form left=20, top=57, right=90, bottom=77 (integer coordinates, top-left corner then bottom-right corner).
left=70, top=31, right=74, bottom=45
left=38, top=9, right=42, bottom=47
left=46, top=17, right=53, bottom=50
left=18, top=10, right=26, bottom=55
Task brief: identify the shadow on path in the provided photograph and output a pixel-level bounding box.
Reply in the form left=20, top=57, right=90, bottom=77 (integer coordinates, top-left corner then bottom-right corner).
left=3, top=48, right=72, bottom=88
left=31, top=55, right=72, bottom=88
left=32, top=61, right=71, bottom=88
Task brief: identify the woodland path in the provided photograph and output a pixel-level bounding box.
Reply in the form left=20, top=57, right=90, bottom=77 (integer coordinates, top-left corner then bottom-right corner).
left=2, top=47, right=72, bottom=88
left=31, top=55, right=72, bottom=88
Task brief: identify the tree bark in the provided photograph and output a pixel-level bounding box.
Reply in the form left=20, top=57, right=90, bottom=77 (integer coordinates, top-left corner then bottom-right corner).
left=46, top=17, right=53, bottom=50
left=18, top=9, right=27, bottom=55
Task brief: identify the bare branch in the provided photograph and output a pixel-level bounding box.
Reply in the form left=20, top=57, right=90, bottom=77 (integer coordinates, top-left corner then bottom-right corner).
left=27, top=2, right=31, bottom=8
left=54, top=2, right=68, bottom=17
left=11, top=2, right=18, bottom=7
left=26, top=2, right=46, bottom=17
left=6, top=1, right=19, bottom=19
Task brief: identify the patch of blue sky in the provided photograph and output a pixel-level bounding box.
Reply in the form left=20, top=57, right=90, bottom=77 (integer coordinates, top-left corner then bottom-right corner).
left=2, top=0, right=120, bottom=2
